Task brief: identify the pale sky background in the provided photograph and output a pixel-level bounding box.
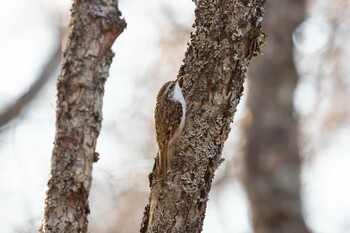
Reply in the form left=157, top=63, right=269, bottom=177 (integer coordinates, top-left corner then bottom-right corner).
left=0, top=0, right=350, bottom=232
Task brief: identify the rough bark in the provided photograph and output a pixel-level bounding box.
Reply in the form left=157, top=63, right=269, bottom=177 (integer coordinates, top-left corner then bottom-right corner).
left=242, top=0, right=309, bottom=232
left=40, top=0, right=126, bottom=232
left=141, top=0, right=266, bottom=232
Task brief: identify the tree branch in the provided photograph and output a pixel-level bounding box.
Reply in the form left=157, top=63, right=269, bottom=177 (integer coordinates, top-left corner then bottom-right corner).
left=141, top=0, right=266, bottom=232
left=0, top=44, right=61, bottom=130
left=40, top=0, right=126, bottom=232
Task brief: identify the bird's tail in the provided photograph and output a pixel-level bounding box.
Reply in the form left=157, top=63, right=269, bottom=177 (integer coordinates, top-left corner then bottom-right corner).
left=159, top=147, right=168, bottom=179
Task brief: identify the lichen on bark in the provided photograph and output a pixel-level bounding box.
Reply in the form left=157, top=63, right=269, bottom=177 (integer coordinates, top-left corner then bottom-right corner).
left=141, top=0, right=266, bottom=232
left=40, top=0, right=126, bottom=232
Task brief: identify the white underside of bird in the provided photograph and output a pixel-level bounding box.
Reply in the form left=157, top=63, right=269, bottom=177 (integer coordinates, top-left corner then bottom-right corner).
left=169, top=82, right=186, bottom=144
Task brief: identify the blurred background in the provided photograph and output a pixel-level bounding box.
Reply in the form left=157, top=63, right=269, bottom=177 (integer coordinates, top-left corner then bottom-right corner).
left=0, top=0, right=350, bottom=232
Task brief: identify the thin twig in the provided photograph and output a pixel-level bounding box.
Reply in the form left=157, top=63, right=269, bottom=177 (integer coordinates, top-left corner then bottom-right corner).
left=0, top=44, right=61, bottom=129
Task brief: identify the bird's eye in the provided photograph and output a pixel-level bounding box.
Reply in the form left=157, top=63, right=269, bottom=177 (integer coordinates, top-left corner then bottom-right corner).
left=170, top=84, right=174, bottom=89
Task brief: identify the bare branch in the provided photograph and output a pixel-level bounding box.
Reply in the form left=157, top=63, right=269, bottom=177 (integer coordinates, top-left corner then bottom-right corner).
left=142, top=0, right=267, bottom=232
left=0, top=44, right=61, bottom=129
left=40, top=0, right=126, bottom=232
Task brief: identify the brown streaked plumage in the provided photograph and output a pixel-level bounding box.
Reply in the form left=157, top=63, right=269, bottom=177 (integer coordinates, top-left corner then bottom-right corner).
left=154, top=80, right=186, bottom=179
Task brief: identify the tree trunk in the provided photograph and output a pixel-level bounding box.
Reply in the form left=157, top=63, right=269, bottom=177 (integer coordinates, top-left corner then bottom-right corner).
left=141, top=0, right=266, bottom=232
left=242, top=0, right=309, bottom=232
left=40, top=1, right=126, bottom=232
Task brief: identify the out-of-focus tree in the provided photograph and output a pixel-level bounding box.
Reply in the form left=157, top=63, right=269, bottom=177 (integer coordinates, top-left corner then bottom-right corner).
left=242, top=0, right=310, bottom=232
left=0, top=45, right=60, bottom=131
left=39, top=0, right=126, bottom=232
left=141, top=0, right=267, bottom=232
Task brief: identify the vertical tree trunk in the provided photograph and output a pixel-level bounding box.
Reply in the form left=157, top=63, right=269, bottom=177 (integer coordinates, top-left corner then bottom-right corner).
left=242, top=0, right=309, bottom=232
left=141, top=0, right=266, bottom=232
left=40, top=1, right=126, bottom=232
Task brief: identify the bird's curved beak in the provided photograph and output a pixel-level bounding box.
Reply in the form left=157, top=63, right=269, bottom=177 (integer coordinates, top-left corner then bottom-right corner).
left=177, top=76, right=184, bottom=87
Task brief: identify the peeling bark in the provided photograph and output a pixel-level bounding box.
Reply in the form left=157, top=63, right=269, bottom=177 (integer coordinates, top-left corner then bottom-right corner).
left=40, top=0, right=126, bottom=232
left=141, top=0, right=266, bottom=232
left=242, top=0, right=310, bottom=232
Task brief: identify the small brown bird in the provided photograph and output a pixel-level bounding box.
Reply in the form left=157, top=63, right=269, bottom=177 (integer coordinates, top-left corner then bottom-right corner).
left=154, top=78, right=186, bottom=179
